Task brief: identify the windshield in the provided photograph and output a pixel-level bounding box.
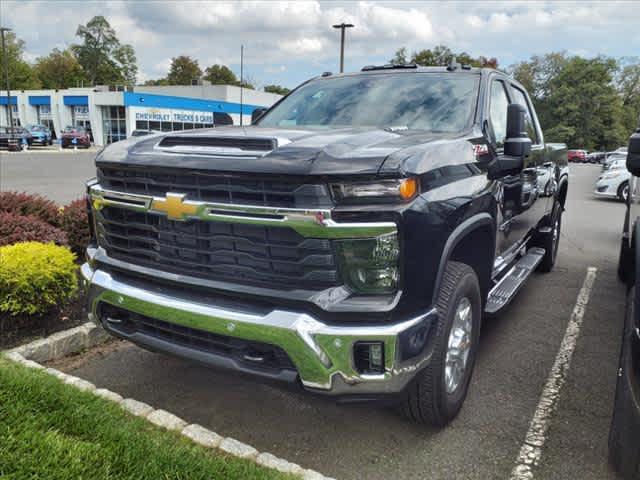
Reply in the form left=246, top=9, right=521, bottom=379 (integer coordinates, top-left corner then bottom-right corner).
left=258, top=73, right=479, bottom=132
left=64, top=126, right=83, bottom=133
left=29, top=125, right=45, bottom=132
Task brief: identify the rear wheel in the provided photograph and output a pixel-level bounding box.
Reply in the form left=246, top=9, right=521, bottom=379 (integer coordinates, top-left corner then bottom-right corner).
left=537, top=202, right=562, bottom=272
left=401, top=261, right=481, bottom=427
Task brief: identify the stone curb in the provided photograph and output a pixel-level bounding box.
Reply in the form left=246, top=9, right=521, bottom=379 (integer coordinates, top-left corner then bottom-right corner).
left=2, top=323, right=336, bottom=480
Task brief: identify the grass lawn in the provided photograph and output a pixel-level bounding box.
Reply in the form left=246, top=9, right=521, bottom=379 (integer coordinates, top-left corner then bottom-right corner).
left=0, top=357, right=293, bottom=480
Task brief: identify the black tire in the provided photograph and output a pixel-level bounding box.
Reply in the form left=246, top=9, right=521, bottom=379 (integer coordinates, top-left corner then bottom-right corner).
left=608, top=287, right=640, bottom=479
left=537, top=202, right=562, bottom=273
left=401, top=261, right=481, bottom=427
left=618, top=181, right=630, bottom=203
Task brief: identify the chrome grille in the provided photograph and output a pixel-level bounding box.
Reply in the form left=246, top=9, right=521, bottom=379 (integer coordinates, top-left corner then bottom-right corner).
left=97, top=166, right=331, bottom=208
left=96, top=205, right=340, bottom=290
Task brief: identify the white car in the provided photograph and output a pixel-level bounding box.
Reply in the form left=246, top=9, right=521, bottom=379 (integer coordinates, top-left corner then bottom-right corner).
left=594, top=160, right=631, bottom=201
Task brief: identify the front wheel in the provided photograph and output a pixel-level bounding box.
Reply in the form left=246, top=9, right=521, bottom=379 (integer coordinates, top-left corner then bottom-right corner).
left=401, top=261, right=481, bottom=427
left=618, top=181, right=630, bottom=203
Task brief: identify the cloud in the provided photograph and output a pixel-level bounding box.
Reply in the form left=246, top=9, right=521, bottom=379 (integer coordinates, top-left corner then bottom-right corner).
left=1, top=1, right=638, bottom=88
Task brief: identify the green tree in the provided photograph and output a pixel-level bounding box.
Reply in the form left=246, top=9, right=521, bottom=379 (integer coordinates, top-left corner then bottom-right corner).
left=34, top=48, right=87, bottom=89
left=264, top=84, right=290, bottom=95
left=545, top=56, right=625, bottom=150
left=72, top=16, right=137, bottom=85
left=0, top=31, right=41, bottom=90
left=113, top=44, right=138, bottom=86
left=617, top=58, right=640, bottom=134
left=394, top=45, right=498, bottom=69
left=511, top=53, right=629, bottom=150
left=166, top=56, right=202, bottom=85
left=389, top=47, right=408, bottom=65
left=143, top=78, right=169, bottom=86
left=203, top=64, right=237, bottom=85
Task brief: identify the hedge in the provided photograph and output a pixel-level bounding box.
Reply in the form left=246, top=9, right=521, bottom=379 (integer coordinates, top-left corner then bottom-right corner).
left=0, top=242, right=78, bottom=316
left=0, top=213, right=68, bottom=247
left=59, top=198, right=90, bottom=255
left=0, top=191, right=60, bottom=226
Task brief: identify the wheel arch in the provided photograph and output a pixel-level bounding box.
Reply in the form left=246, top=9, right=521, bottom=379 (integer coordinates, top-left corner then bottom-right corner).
left=431, top=213, right=496, bottom=308
left=557, top=174, right=569, bottom=209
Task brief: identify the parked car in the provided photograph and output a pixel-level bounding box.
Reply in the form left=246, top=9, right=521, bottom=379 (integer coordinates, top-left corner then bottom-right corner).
left=603, top=153, right=629, bottom=171
left=25, top=124, right=53, bottom=145
left=595, top=160, right=631, bottom=201
left=82, top=64, right=568, bottom=427
left=609, top=123, right=640, bottom=479
left=131, top=129, right=161, bottom=137
left=587, top=151, right=606, bottom=164
left=0, top=126, right=33, bottom=151
left=568, top=149, right=588, bottom=163
left=61, top=126, right=91, bottom=148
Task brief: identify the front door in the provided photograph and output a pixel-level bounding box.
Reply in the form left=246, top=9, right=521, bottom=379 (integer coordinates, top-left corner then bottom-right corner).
left=488, top=78, right=546, bottom=268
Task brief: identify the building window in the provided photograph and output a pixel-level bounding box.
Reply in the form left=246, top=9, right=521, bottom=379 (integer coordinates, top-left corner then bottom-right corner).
left=102, top=105, right=126, bottom=144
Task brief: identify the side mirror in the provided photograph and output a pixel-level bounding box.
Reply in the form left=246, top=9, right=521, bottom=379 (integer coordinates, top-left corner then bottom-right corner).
left=251, top=108, right=267, bottom=125
left=504, top=103, right=532, bottom=158
left=489, top=104, right=531, bottom=178
left=627, top=124, right=640, bottom=176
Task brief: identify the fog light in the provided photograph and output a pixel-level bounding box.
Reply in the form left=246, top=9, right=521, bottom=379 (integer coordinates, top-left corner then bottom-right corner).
left=354, top=341, right=385, bottom=374
left=335, top=233, right=399, bottom=294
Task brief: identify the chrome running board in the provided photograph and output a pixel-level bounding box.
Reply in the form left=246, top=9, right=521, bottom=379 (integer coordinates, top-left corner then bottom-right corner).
left=485, top=247, right=545, bottom=314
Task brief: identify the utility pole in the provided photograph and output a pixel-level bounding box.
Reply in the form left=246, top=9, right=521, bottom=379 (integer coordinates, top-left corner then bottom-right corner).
left=1, top=27, right=13, bottom=128
left=239, top=44, right=244, bottom=126
left=332, top=23, right=354, bottom=73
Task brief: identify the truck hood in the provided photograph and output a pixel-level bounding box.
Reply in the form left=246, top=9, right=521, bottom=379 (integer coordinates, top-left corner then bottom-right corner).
left=97, top=126, right=479, bottom=176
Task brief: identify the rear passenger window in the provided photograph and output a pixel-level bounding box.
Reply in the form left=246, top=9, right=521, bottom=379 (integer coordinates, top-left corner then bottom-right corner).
left=511, top=87, right=539, bottom=144
left=489, top=80, right=510, bottom=147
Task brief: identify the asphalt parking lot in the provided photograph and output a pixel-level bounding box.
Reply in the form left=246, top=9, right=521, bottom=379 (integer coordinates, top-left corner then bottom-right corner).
left=3, top=156, right=627, bottom=479
left=0, top=149, right=97, bottom=204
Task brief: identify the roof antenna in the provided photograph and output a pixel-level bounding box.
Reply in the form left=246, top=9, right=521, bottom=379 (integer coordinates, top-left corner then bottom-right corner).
left=447, top=56, right=461, bottom=71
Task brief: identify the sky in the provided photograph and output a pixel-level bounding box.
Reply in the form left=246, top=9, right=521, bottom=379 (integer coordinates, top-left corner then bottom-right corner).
left=4, top=1, right=640, bottom=88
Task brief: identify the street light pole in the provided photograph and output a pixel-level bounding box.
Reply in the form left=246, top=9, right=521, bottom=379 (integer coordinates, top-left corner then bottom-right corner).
left=332, top=23, right=354, bottom=73
left=1, top=27, right=13, bottom=128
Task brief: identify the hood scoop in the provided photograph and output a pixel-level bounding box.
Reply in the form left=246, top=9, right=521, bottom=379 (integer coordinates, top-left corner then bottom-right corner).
left=155, top=135, right=280, bottom=157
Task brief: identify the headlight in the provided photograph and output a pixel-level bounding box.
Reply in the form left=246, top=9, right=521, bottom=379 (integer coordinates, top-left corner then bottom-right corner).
left=335, top=233, right=399, bottom=294
left=331, top=178, right=418, bottom=204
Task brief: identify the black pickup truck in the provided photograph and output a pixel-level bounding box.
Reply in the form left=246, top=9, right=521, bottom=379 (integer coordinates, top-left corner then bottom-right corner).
left=82, top=64, right=568, bottom=426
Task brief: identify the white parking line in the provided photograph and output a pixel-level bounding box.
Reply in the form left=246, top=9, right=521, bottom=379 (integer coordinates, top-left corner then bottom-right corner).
left=509, top=266, right=598, bottom=480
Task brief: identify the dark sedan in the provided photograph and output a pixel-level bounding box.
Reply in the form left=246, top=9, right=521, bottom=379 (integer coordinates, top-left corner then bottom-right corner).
left=0, top=126, right=33, bottom=151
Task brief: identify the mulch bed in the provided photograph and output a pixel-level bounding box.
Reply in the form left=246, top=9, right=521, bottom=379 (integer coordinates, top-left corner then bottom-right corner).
left=0, top=291, right=87, bottom=350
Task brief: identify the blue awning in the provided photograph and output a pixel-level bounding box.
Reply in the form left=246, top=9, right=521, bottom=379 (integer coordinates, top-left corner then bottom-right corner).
left=0, top=96, right=17, bottom=106
left=29, top=95, right=51, bottom=106
left=63, top=95, right=89, bottom=106
left=124, top=92, right=262, bottom=115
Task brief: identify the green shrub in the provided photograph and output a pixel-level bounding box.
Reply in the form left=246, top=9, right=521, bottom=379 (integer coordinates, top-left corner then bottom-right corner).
left=59, top=198, right=90, bottom=255
left=0, top=191, right=60, bottom=226
left=0, top=242, right=78, bottom=316
left=0, top=212, right=68, bottom=247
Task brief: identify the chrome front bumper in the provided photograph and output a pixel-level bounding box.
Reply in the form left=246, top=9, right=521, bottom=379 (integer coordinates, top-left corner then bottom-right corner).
left=81, top=262, right=437, bottom=396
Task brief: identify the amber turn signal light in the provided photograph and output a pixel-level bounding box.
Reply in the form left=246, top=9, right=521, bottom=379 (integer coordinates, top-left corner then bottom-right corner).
left=399, top=178, right=418, bottom=200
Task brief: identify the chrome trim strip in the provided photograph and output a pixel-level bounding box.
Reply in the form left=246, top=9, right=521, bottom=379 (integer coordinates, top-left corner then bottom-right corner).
left=82, top=263, right=437, bottom=394
left=89, top=184, right=397, bottom=239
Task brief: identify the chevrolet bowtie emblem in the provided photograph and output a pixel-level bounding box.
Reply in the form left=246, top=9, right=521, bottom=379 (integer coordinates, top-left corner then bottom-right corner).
left=151, top=193, right=199, bottom=221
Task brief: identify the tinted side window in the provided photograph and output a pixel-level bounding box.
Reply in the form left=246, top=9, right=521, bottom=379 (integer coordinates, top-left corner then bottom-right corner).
left=489, top=80, right=510, bottom=147
left=511, top=86, right=539, bottom=144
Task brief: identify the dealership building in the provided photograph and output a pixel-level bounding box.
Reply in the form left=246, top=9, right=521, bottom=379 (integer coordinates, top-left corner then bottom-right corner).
left=1, top=84, right=282, bottom=146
